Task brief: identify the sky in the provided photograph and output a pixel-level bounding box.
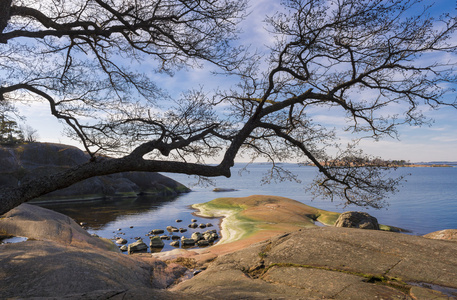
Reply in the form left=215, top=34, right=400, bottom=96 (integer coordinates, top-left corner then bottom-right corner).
left=13, top=0, right=457, bottom=163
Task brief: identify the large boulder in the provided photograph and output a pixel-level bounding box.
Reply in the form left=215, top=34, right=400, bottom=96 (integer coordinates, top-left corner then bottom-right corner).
left=334, top=211, right=380, bottom=230
left=0, top=142, right=189, bottom=201
left=0, top=203, right=114, bottom=250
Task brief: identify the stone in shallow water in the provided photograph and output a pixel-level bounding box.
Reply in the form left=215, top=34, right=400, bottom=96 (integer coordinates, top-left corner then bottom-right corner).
left=149, top=236, right=165, bottom=248
left=127, top=239, right=148, bottom=254
left=115, top=238, right=128, bottom=245
left=191, top=232, right=202, bottom=241
left=197, top=240, right=210, bottom=247
left=181, top=237, right=196, bottom=246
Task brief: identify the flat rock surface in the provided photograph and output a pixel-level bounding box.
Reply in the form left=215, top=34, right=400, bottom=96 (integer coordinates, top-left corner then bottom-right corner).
left=172, top=227, right=457, bottom=299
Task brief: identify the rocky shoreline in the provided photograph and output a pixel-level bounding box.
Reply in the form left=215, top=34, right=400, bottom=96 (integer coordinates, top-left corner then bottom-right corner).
left=1, top=197, right=457, bottom=299
left=0, top=142, right=190, bottom=202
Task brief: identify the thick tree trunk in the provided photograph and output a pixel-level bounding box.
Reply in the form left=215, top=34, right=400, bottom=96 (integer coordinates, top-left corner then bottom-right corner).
left=0, top=0, right=12, bottom=35
left=0, top=156, right=231, bottom=216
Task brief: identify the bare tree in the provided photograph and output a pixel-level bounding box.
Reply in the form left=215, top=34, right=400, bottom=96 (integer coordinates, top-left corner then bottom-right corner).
left=21, top=124, right=39, bottom=142
left=1, top=0, right=456, bottom=215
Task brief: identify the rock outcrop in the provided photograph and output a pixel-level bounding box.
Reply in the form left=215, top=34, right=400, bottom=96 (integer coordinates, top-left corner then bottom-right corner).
left=423, top=229, right=457, bottom=241
left=334, top=211, right=380, bottom=230
left=2, top=201, right=457, bottom=299
left=172, top=227, right=457, bottom=299
left=0, top=204, right=206, bottom=299
left=0, top=142, right=189, bottom=202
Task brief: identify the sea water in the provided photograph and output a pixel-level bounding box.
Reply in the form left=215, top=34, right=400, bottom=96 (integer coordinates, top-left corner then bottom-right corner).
left=37, top=163, right=457, bottom=252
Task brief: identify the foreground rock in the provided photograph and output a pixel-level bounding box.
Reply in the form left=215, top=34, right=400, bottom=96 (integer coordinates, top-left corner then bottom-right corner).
left=0, top=142, right=189, bottom=202
left=0, top=204, right=208, bottom=299
left=172, top=227, right=457, bottom=299
left=2, top=198, right=457, bottom=299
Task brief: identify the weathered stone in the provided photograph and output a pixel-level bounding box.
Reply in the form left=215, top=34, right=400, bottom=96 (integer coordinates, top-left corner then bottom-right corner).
left=167, top=226, right=178, bottom=232
left=334, top=211, right=380, bottom=230
left=203, top=233, right=214, bottom=242
left=198, top=223, right=207, bottom=229
left=423, top=229, right=457, bottom=241
left=171, top=235, right=180, bottom=240
left=181, top=237, right=196, bottom=246
left=115, top=238, right=128, bottom=244
left=170, top=241, right=180, bottom=247
left=127, top=239, right=148, bottom=254
left=159, top=235, right=170, bottom=240
left=188, top=223, right=198, bottom=228
left=191, top=232, right=202, bottom=241
left=151, top=229, right=164, bottom=234
left=197, top=240, right=210, bottom=247
left=149, top=236, right=165, bottom=248
left=172, top=227, right=457, bottom=299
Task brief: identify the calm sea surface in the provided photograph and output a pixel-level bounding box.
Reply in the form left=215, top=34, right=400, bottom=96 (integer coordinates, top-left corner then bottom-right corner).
left=38, top=164, right=457, bottom=252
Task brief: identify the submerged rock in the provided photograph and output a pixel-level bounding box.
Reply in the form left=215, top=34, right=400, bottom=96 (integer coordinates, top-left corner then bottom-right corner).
left=213, top=188, right=237, bottom=192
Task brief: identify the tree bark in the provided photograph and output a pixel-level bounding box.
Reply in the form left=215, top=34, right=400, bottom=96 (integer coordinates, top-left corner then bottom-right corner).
left=0, top=155, right=231, bottom=216
left=0, top=0, right=12, bottom=34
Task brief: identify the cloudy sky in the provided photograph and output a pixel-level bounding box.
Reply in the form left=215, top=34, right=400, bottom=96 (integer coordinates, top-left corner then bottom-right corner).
left=17, top=0, right=457, bottom=163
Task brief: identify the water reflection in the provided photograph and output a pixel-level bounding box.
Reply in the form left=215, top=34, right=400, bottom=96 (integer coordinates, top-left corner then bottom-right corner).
left=38, top=196, right=177, bottom=229
left=36, top=195, right=221, bottom=253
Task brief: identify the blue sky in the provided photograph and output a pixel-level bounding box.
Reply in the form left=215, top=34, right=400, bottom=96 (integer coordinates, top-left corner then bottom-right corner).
left=16, top=0, right=457, bottom=163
